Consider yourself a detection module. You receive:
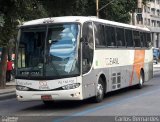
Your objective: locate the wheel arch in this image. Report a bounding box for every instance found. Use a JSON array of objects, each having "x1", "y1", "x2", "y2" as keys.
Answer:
[{"x1": 98, "y1": 73, "x2": 107, "y2": 93}]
